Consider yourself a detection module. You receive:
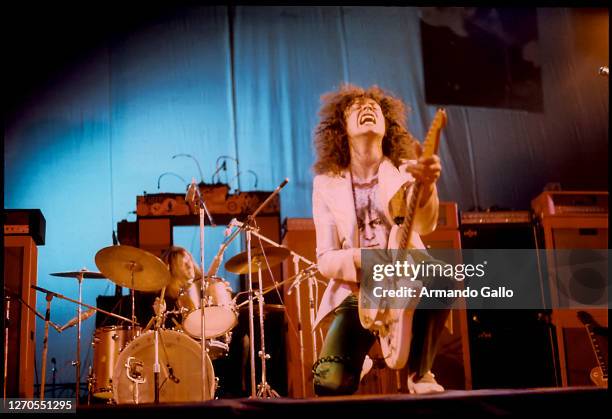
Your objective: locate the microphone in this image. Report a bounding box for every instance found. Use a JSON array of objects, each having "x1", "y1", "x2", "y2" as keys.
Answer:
[
  {"x1": 224, "y1": 218, "x2": 238, "y2": 237},
  {"x1": 185, "y1": 178, "x2": 200, "y2": 204},
  {"x1": 60, "y1": 308, "x2": 95, "y2": 332},
  {"x1": 599, "y1": 66, "x2": 609, "y2": 77},
  {"x1": 278, "y1": 178, "x2": 289, "y2": 190}
]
